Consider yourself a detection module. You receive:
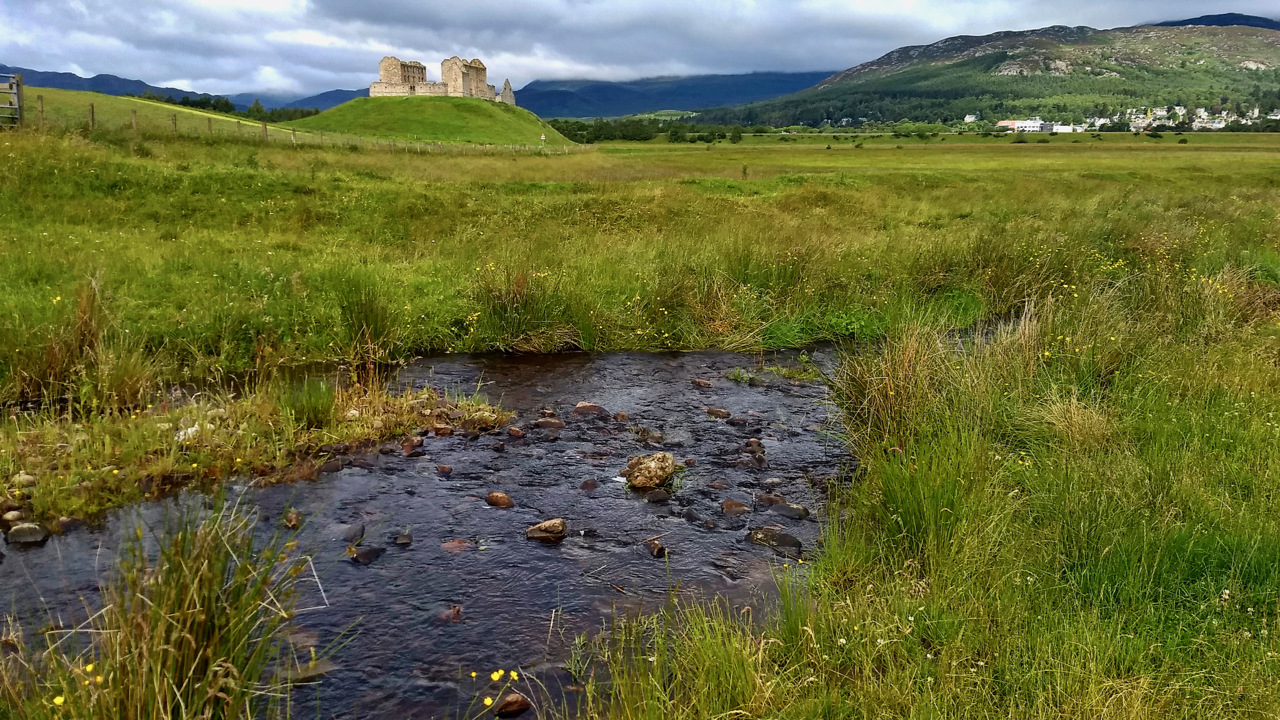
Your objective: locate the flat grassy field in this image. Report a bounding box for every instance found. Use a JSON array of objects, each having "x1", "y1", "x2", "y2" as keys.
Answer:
[
  {"x1": 2, "y1": 127, "x2": 1280, "y2": 717},
  {"x1": 284, "y1": 95, "x2": 572, "y2": 146}
]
